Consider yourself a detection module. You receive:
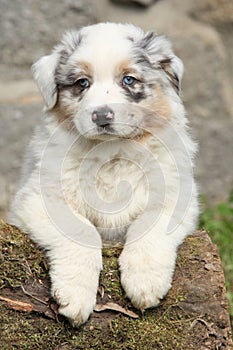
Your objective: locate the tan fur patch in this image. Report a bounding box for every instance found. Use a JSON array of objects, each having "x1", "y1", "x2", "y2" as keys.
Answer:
[
  {"x1": 52, "y1": 90, "x2": 76, "y2": 131},
  {"x1": 115, "y1": 59, "x2": 138, "y2": 78},
  {"x1": 143, "y1": 85, "x2": 171, "y2": 121},
  {"x1": 76, "y1": 61, "x2": 94, "y2": 77},
  {"x1": 132, "y1": 85, "x2": 171, "y2": 143},
  {"x1": 132, "y1": 131, "x2": 152, "y2": 144},
  {"x1": 140, "y1": 85, "x2": 171, "y2": 134}
]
